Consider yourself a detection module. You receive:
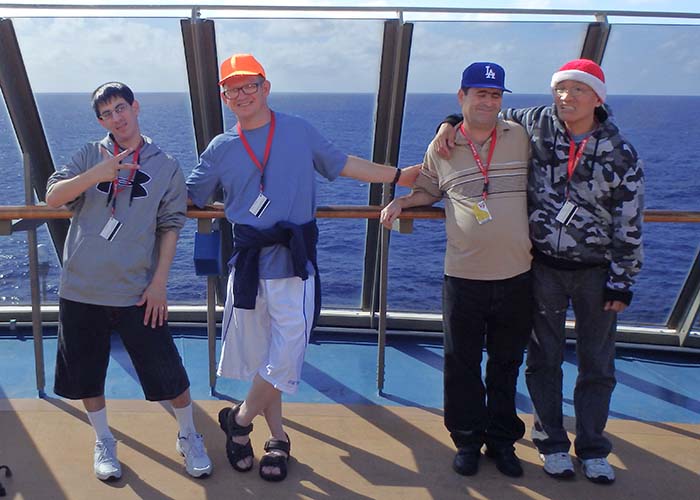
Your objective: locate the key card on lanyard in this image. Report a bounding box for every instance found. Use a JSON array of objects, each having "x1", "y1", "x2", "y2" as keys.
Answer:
[
  {"x1": 473, "y1": 200, "x2": 493, "y2": 225},
  {"x1": 555, "y1": 200, "x2": 578, "y2": 226}
]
